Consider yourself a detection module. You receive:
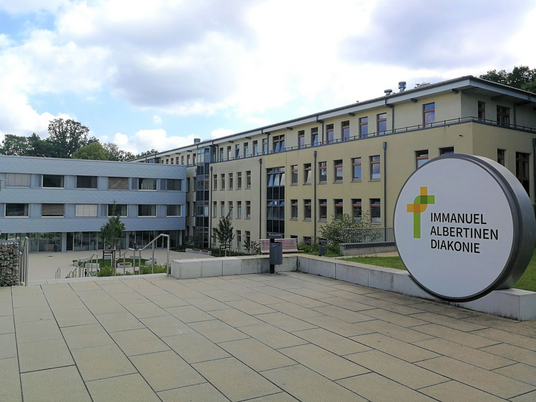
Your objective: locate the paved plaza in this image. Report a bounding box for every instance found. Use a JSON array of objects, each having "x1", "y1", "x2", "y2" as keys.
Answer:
[{"x1": 1, "y1": 271, "x2": 536, "y2": 401}]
